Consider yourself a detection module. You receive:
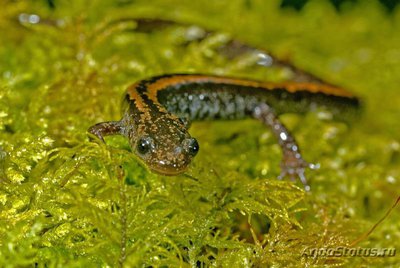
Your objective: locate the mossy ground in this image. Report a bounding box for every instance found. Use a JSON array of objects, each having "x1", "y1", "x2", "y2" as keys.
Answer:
[{"x1": 1, "y1": 0, "x2": 399, "y2": 267}]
